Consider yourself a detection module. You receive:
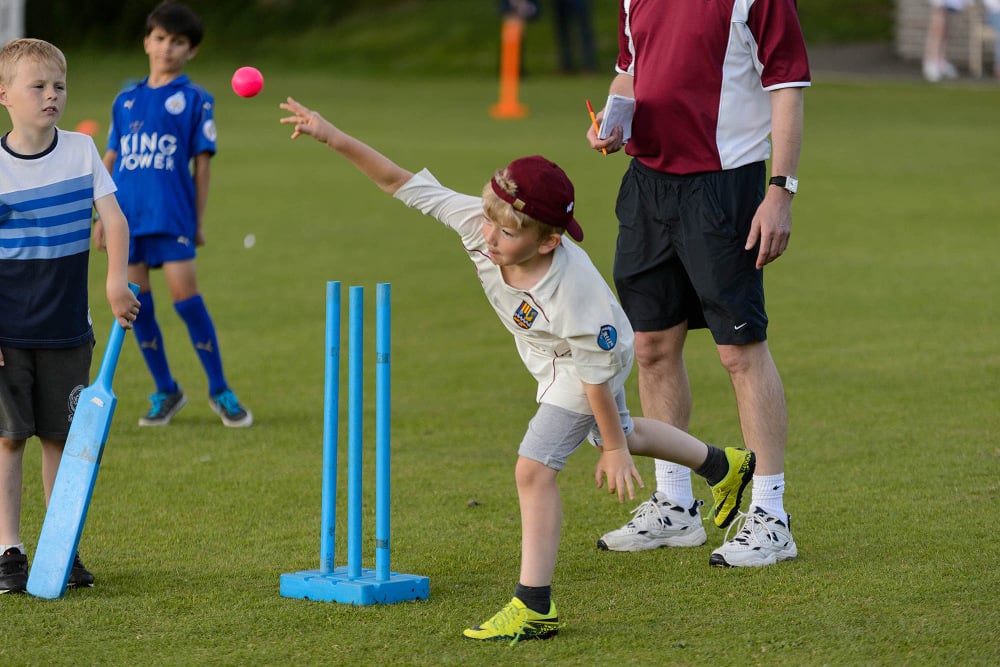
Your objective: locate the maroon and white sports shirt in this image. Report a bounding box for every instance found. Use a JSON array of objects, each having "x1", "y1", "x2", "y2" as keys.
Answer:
[{"x1": 617, "y1": 0, "x2": 811, "y2": 175}]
